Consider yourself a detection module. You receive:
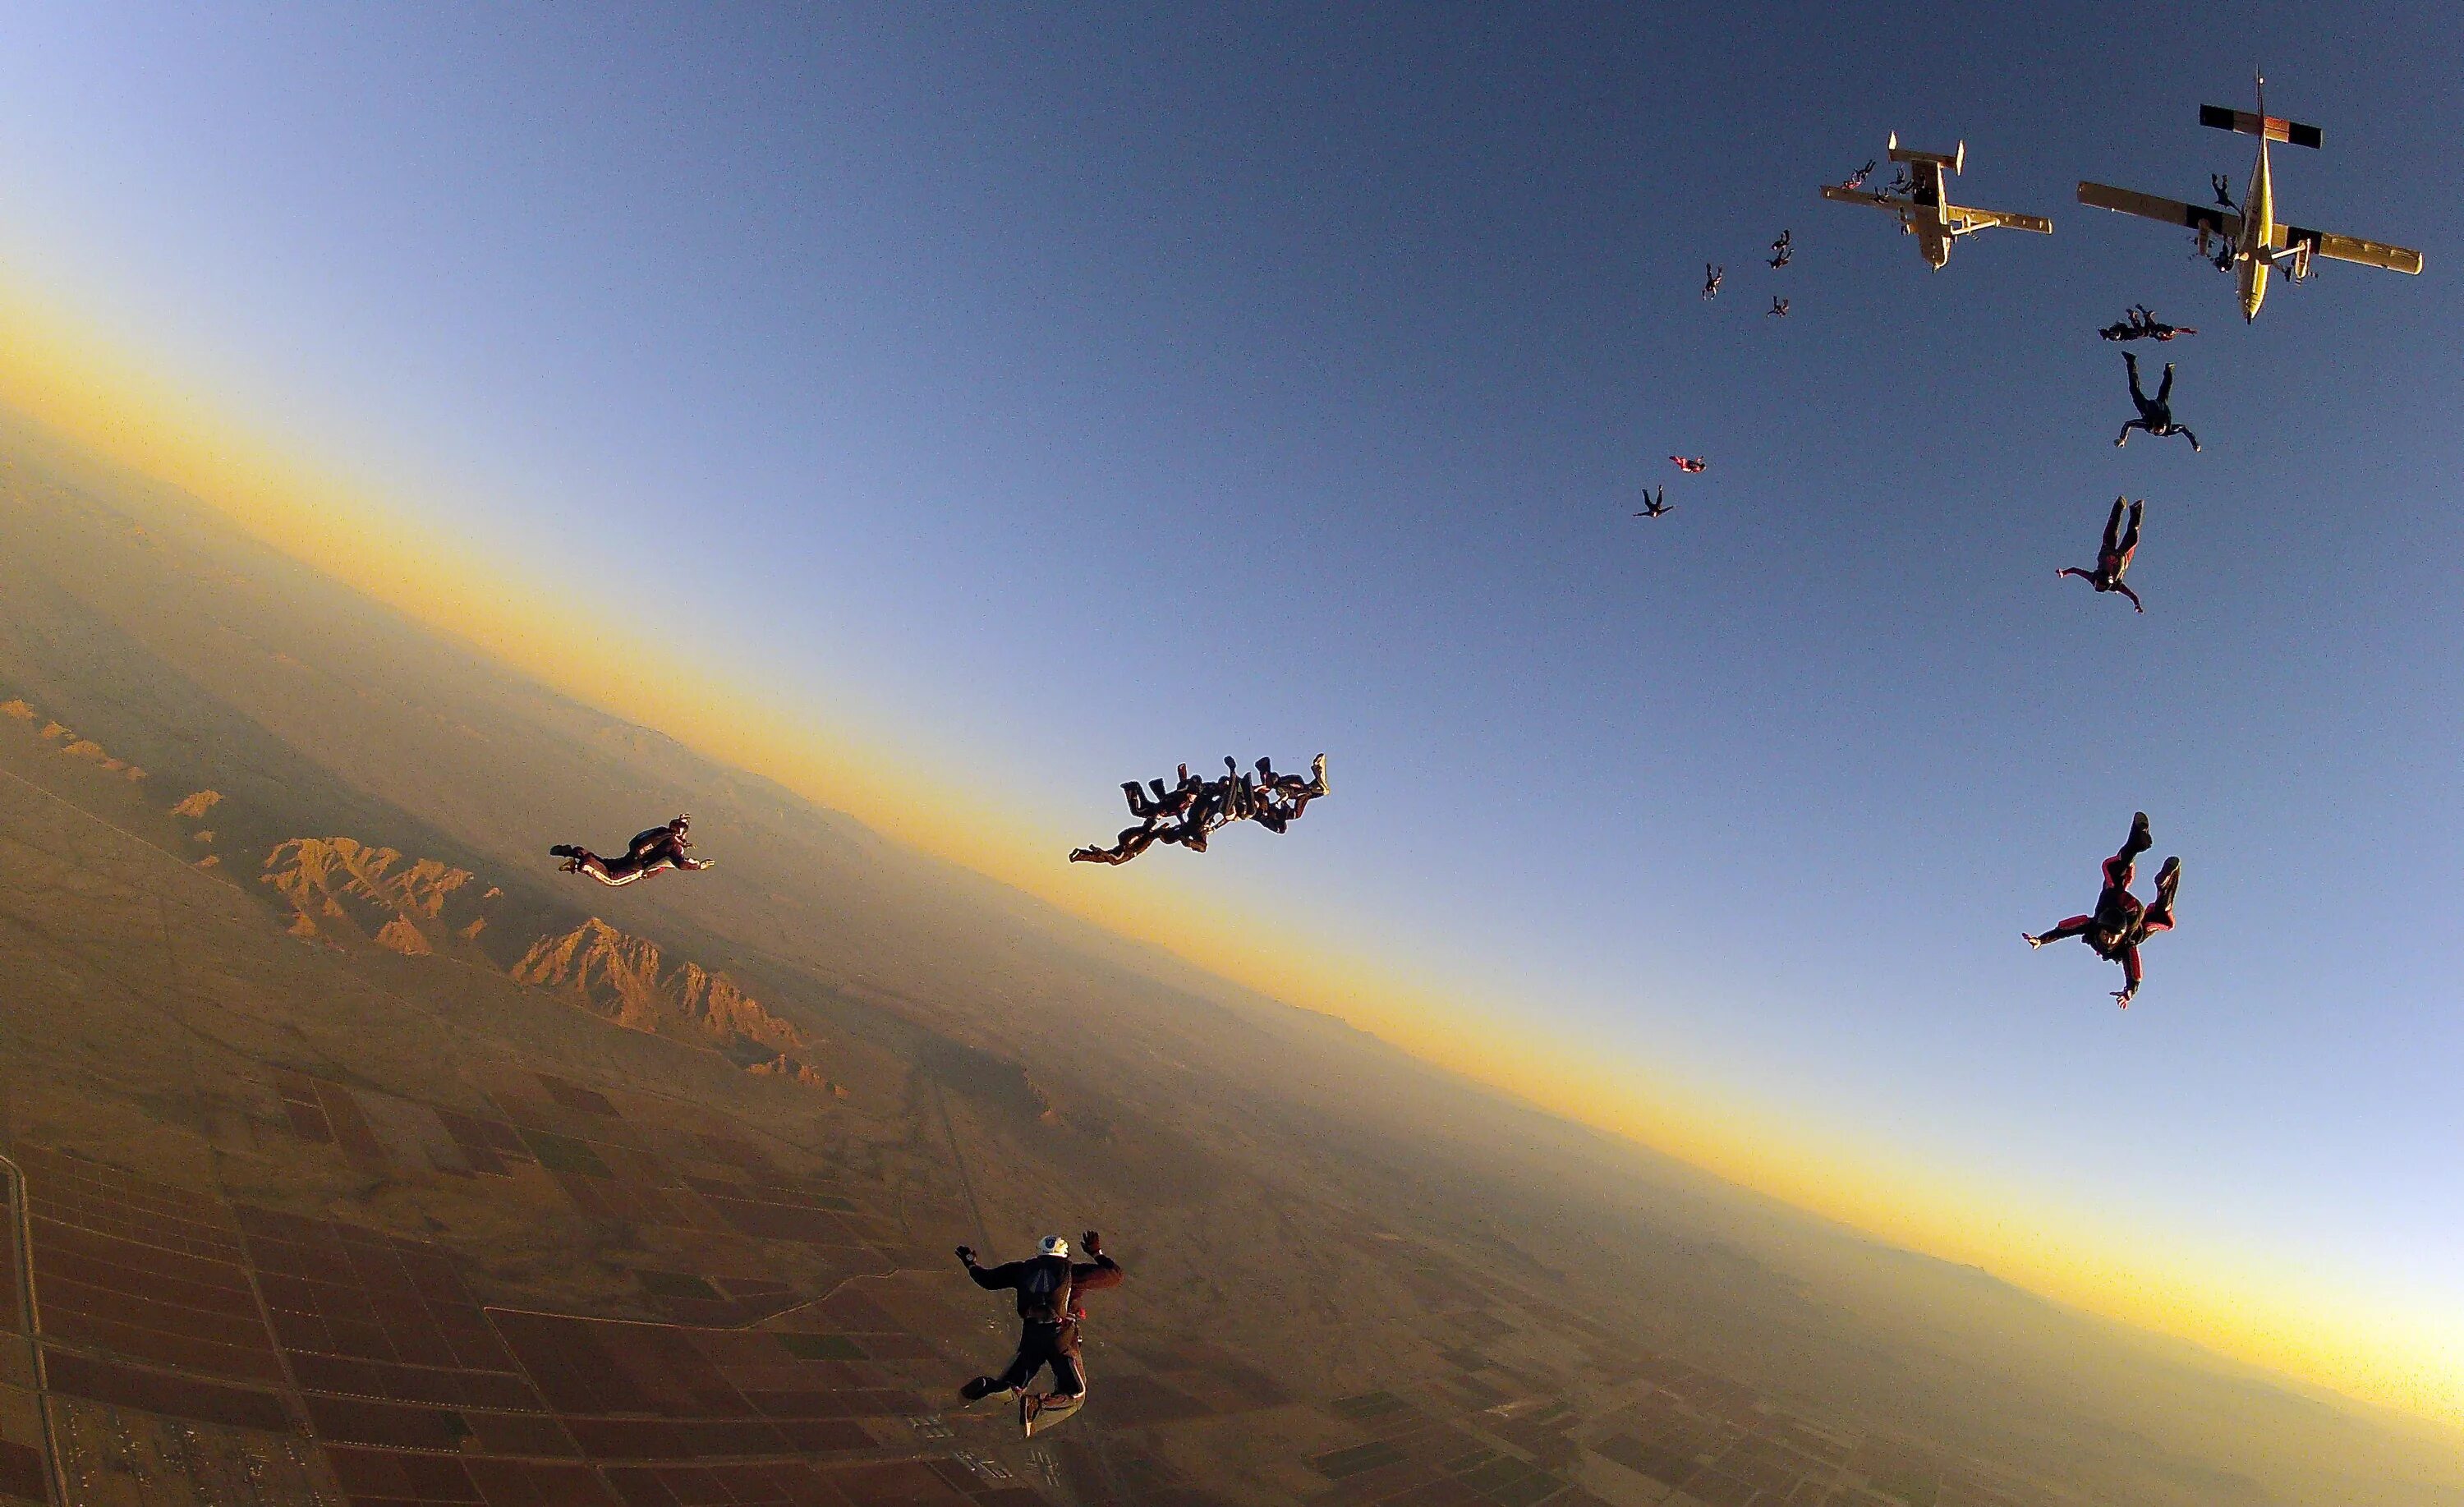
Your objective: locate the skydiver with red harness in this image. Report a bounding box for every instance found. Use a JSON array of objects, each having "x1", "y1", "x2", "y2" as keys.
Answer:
[
  {"x1": 958, "y1": 1233, "x2": 1123, "y2": 1435},
  {"x1": 2025, "y1": 811, "x2": 2182, "y2": 1007},
  {"x1": 2057, "y1": 497, "x2": 2146, "y2": 612}
]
